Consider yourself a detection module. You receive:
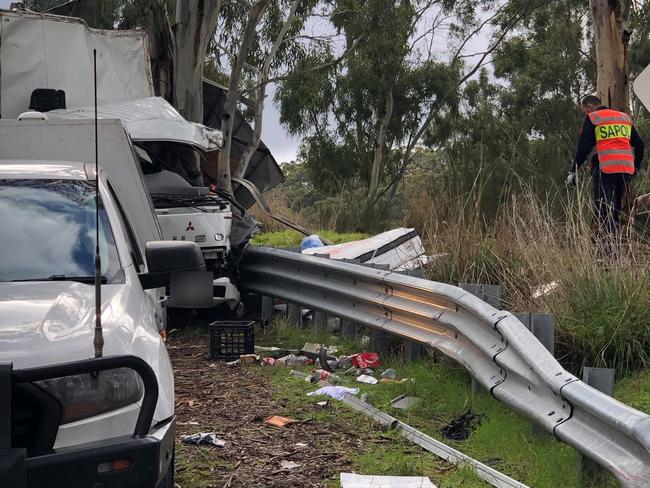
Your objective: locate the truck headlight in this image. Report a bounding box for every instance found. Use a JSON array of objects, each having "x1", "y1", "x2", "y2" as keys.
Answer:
[{"x1": 36, "y1": 368, "x2": 144, "y2": 424}]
